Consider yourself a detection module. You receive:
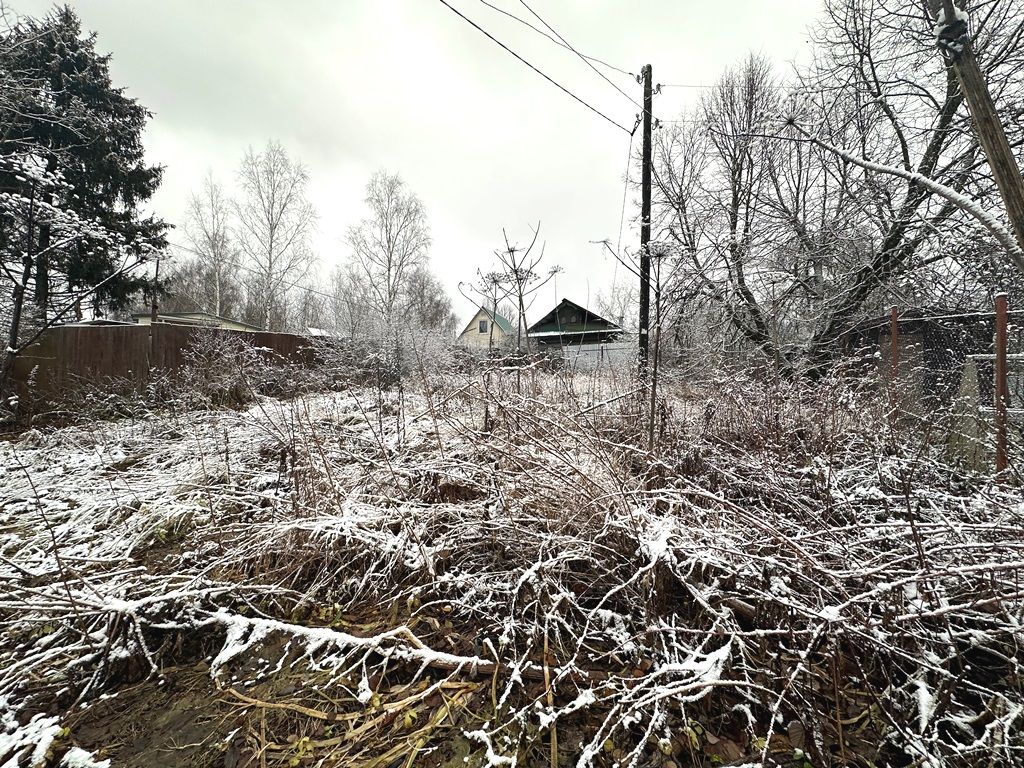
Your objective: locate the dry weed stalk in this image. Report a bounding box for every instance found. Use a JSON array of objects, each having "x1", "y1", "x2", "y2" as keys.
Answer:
[{"x1": 0, "y1": 358, "x2": 1022, "y2": 766}]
